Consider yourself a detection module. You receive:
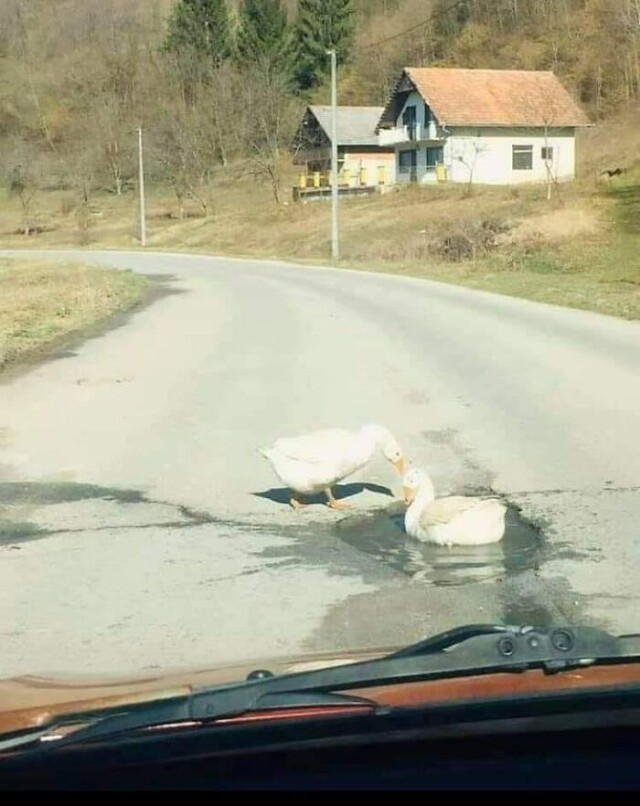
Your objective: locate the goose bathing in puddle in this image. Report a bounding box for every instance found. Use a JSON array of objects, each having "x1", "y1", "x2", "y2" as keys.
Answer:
[
  {"x1": 259, "y1": 424, "x2": 406, "y2": 510},
  {"x1": 402, "y1": 467, "x2": 507, "y2": 546}
]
